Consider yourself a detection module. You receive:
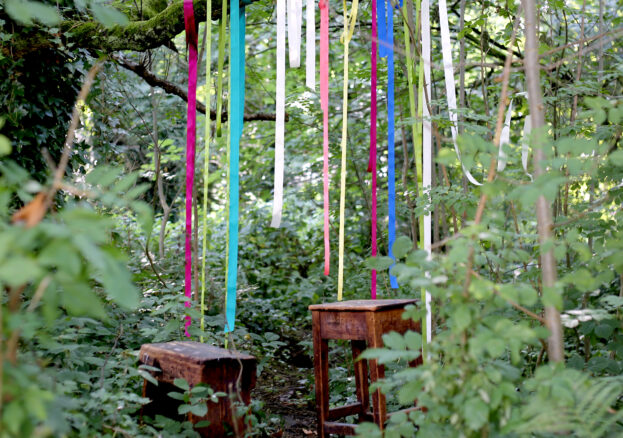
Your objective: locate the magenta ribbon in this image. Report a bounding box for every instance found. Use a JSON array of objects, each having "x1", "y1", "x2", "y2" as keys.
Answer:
[
  {"x1": 368, "y1": 0, "x2": 378, "y2": 299},
  {"x1": 320, "y1": 0, "x2": 330, "y2": 276},
  {"x1": 184, "y1": 0, "x2": 198, "y2": 337}
]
